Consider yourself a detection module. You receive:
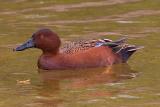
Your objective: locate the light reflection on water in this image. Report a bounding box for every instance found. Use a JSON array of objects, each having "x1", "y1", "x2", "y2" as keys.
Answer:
[
  {"x1": 0, "y1": 0, "x2": 160, "y2": 107},
  {"x1": 35, "y1": 64, "x2": 137, "y2": 107}
]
